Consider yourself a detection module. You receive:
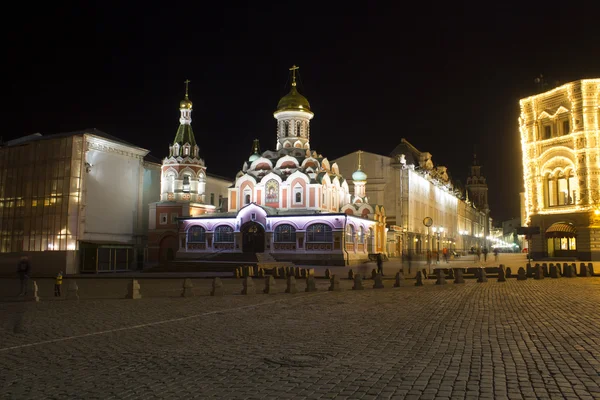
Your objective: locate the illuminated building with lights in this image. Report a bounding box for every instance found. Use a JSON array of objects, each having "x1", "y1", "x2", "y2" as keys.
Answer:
[
  {"x1": 174, "y1": 66, "x2": 387, "y2": 266},
  {"x1": 0, "y1": 129, "x2": 160, "y2": 274},
  {"x1": 519, "y1": 78, "x2": 600, "y2": 260},
  {"x1": 334, "y1": 140, "x2": 489, "y2": 257},
  {"x1": 146, "y1": 81, "x2": 231, "y2": 264}
]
